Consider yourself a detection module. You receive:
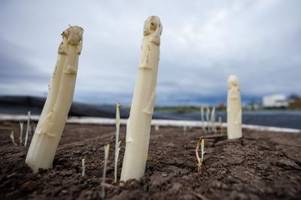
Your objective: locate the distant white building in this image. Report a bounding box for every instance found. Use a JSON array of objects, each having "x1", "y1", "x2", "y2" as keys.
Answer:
[{"x1": 262, "y1": 94, "x2": 288, "y2": 108}]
